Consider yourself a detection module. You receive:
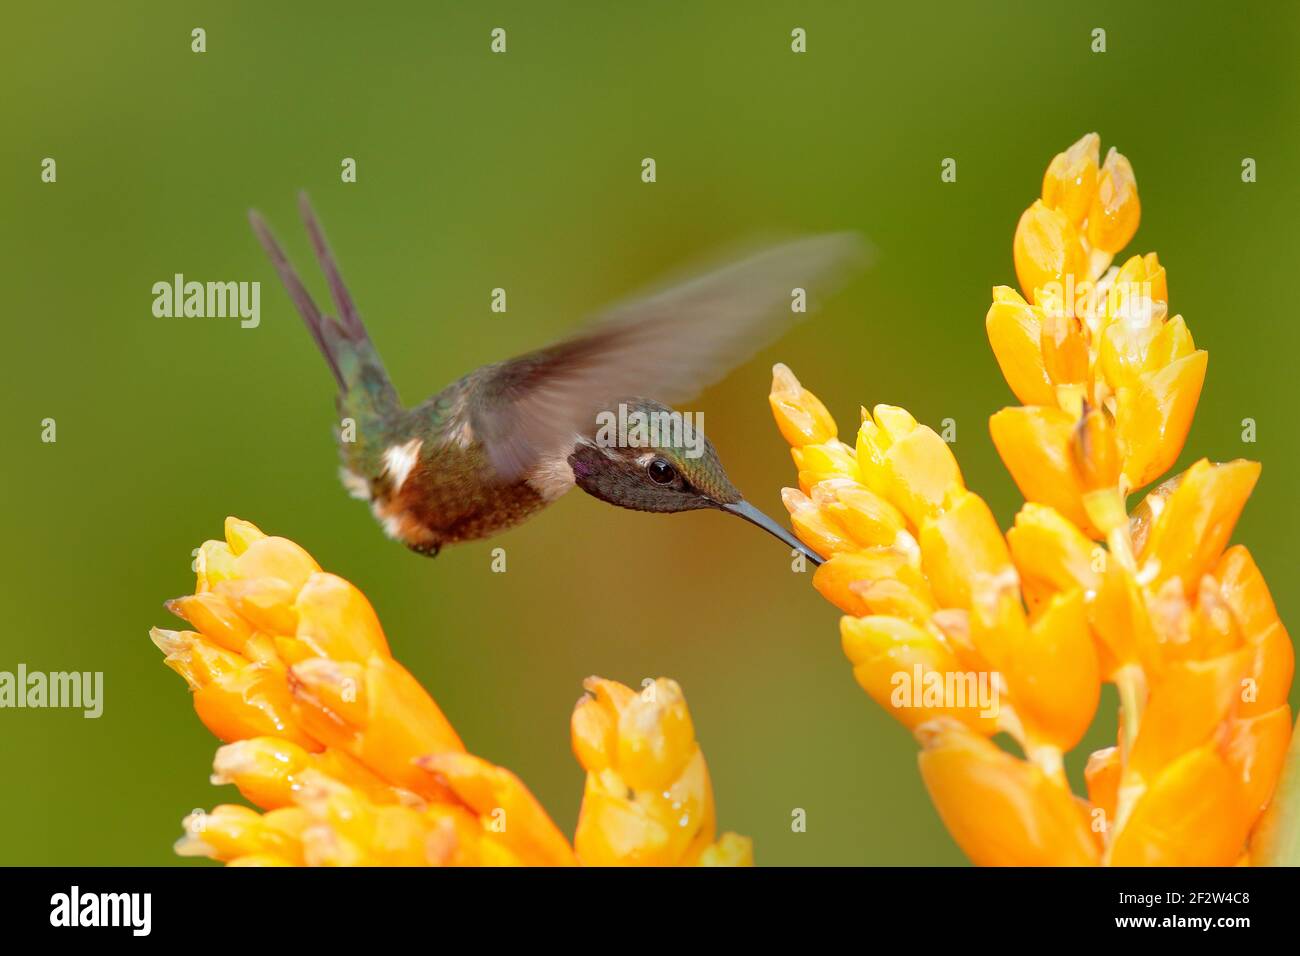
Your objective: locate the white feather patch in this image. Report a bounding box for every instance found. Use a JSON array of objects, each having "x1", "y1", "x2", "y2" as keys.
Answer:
[
  {"x1": 380, "y1": 438, "x2": 423, "y2": 490},
  {"x1": 339, "y1": 467, "x2": 372, "y2": 501}
]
